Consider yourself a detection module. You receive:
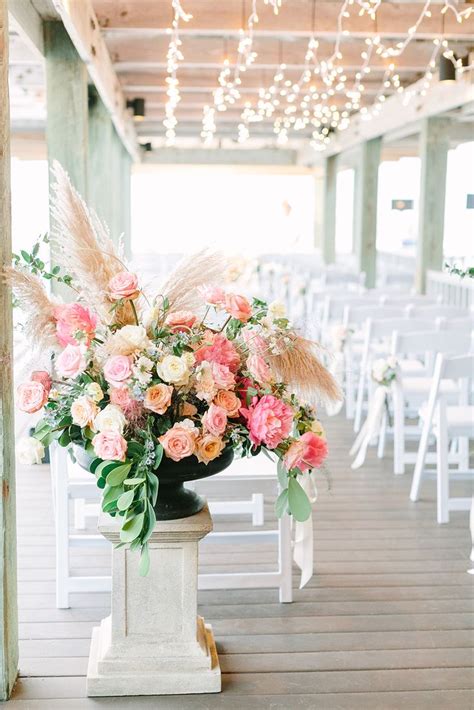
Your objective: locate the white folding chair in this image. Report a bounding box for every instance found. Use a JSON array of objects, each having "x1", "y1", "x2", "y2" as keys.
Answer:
[
  {"x1": 407, "y1": 305, "x2": 469, "y2": 319},
  {"x1": 390, "y1": 330, "x2": 473, "y2": 475},
  {"x1": 410, "y1": 354, "x2": 474, "y2": 522}
]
